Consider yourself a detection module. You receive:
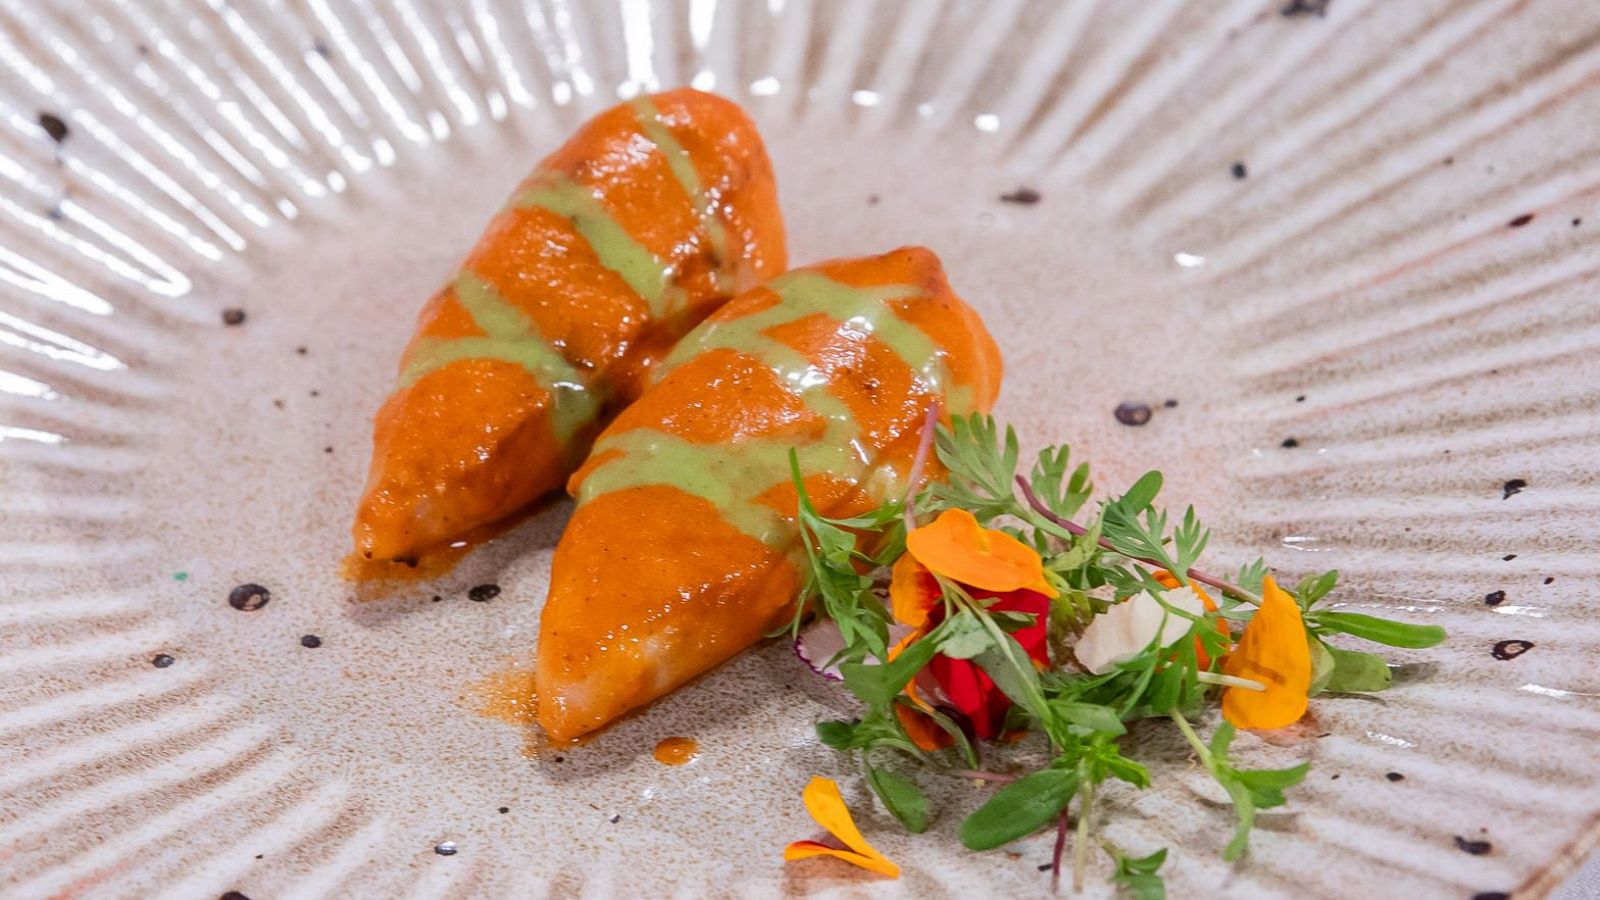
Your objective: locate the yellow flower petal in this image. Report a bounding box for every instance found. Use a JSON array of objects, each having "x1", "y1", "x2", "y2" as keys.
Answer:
[
  {"x1": 1222, "y1": 576, "x2": 1311, "y2": 730},
  {"x1": 783, "y1": 776, "x2": 900, "y2": 878},
  {"x1": 783, "y1": 841, "x2": 900, "y2": 878},
  {"x1": 906, "y1": 508, "x2": 1059, "y2": 598}
]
